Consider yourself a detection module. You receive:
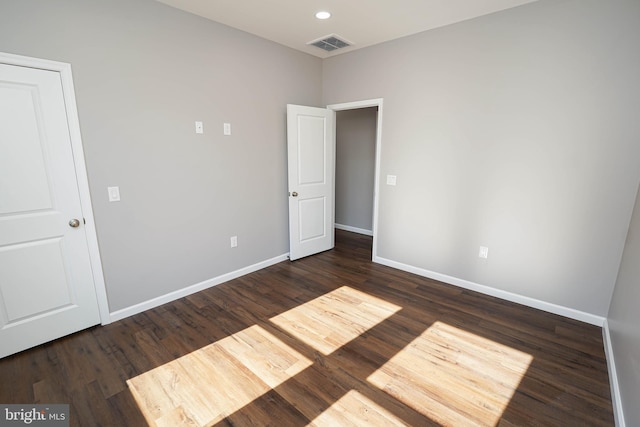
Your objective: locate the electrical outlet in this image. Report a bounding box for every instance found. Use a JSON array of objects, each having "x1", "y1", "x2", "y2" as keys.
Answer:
[
  {"x1": 230, "y1": 236, "x2": 238, "y2": 248},
  {"x1": 386, "y1": 175, "x2": 397, "y2": 186},
  {"x1": 479, "y1": 246, "x2": 489, "y2": 259},
  {"x1": 107, "y1": 186, "x2": 120, "y2": 202},
  {"x1": 224, "y1": 123, "x2": 231, "y2": 135}
]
